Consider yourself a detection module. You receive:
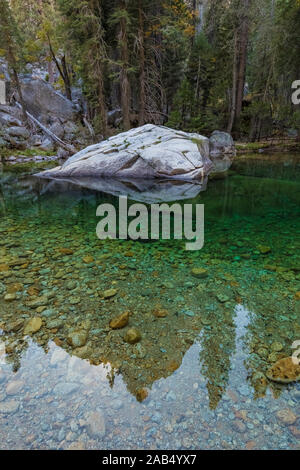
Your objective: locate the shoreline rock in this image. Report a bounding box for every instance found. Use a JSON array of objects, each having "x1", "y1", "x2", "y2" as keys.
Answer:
[{"x1": 37, "y1": 125, "x2": 235, "y2": 181}]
